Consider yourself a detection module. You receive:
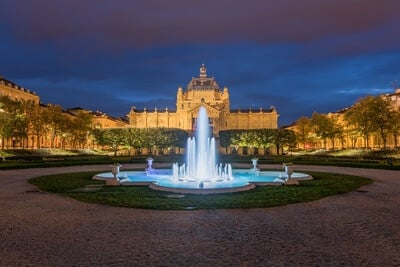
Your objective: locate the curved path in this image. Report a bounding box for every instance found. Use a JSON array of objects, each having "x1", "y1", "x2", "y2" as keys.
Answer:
[{"x1": 0, "y1": 164, "x2": 399, "y2": 266}]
